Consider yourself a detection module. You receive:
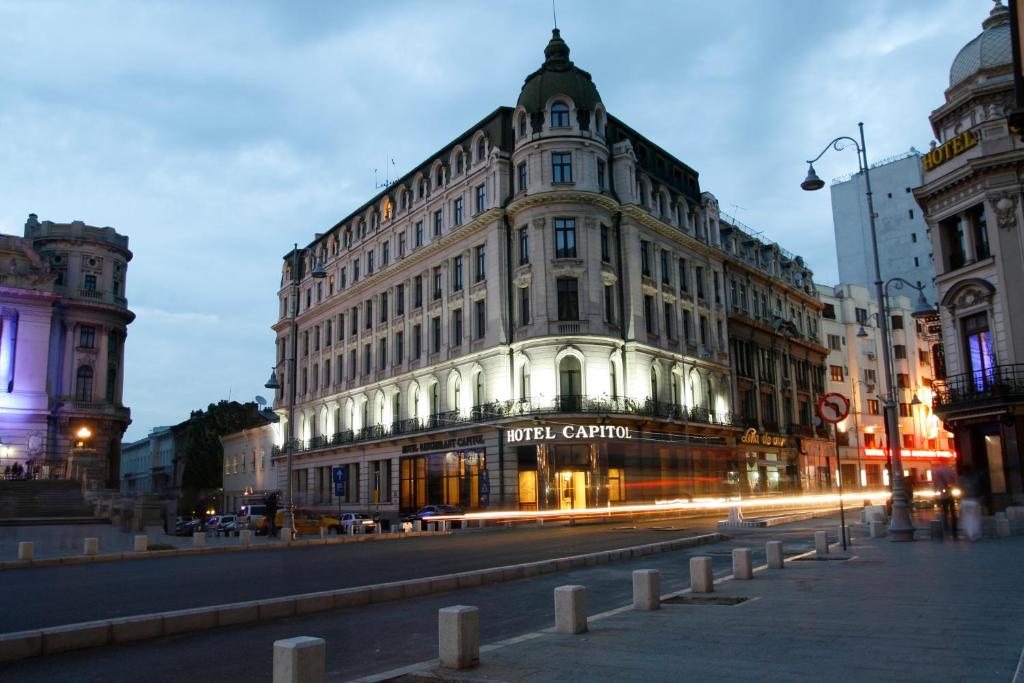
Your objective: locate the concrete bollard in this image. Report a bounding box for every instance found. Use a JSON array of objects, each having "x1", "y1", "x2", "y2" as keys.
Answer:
[
  {"x1": 134, "y1": 535, "x2": 148, "y2": 552},
  {"x1": 84, "y1": 537, "x2": 99, "y2": 556},
  {"x1": 554, "y1": 585, "x2": 588, "y2": 634},
  {"x1": 347, "y1": 524, "x2": 355, "y2": 536},
  {"x1": 815, "y1": 530, "x2": 828, "y2": 557},
  {"x1": 413, "y1": 520, "x2": 422, "y2": 532},
  {"x1": 272, "y1": 636, "x2": 325, "y2": 683},
  {"x1": 478, "y1": 519, "x2": 485, "y2": 529},
  {"x1": 732, "y1": 548, "x2": 753, "y2": 580},
  {"x1": 766, "y1": 540, "x2": 784, "y2": 569},
  {"x1": 193, "y1": 531, "x2": 206, "y2": 548},
  {"x1": 996, "y1": 517, "x2": 1011, "y2": 538},
  {"x1": 438, "y1": 605, "x2": 479, "y2": 670},
  {"x1": 690, "y1": 556, "x2": 714, "y2": 593},
  {"x1": 632, "y1": 569, "x2": 661, "y2": 610},
  {"x1": 869, "y1": 521, "x2": 886, "y2": 538},
  {"x1": 929, "y1": 520, "x2": 944, "y2": 542},
  {"x1": 240, "y1": 530, "x2": 252, "y2": 546},
  {"x1": 17, "y1": 541, "x2": 33, "y2": 561},
  {"x1": 320, "y1": 526, "x2": 327, "y2": 540}
]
